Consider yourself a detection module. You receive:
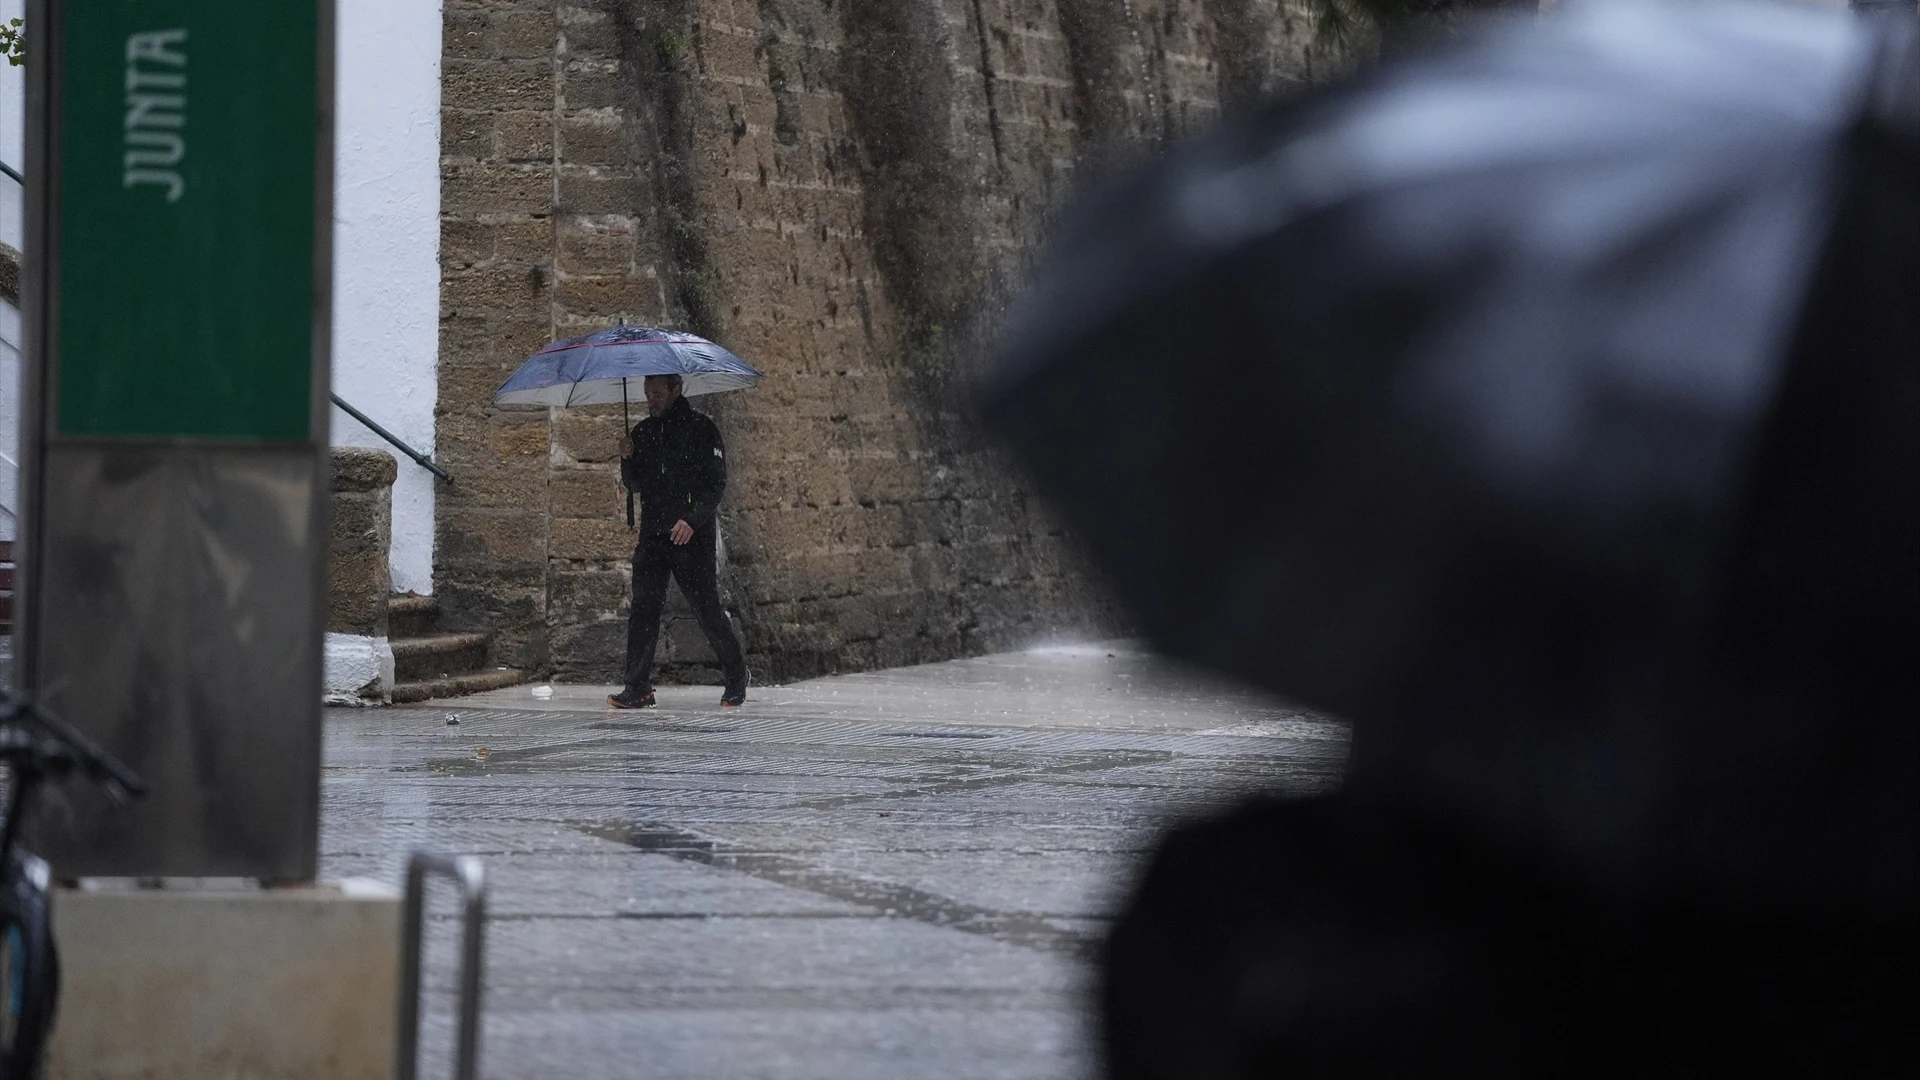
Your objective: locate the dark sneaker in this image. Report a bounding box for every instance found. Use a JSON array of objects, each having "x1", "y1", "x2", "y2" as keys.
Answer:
[
  {"x1": 720, "y1": 691, "x2": 746, "y2": 708},
  {"x1": 607, "y1": 689, "x2": 656, "y2": 709}
]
